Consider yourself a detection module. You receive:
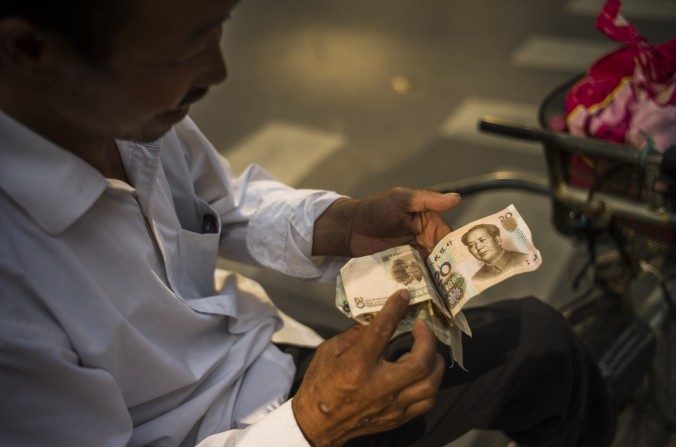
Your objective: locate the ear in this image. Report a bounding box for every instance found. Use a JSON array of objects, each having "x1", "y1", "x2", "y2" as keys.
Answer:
[
  {"x1": 495, "y1": 235, "x2": 503, "y2": 245},
  {"x1": 0, "y1": 17, "x2": 71, "y2": 79}
]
